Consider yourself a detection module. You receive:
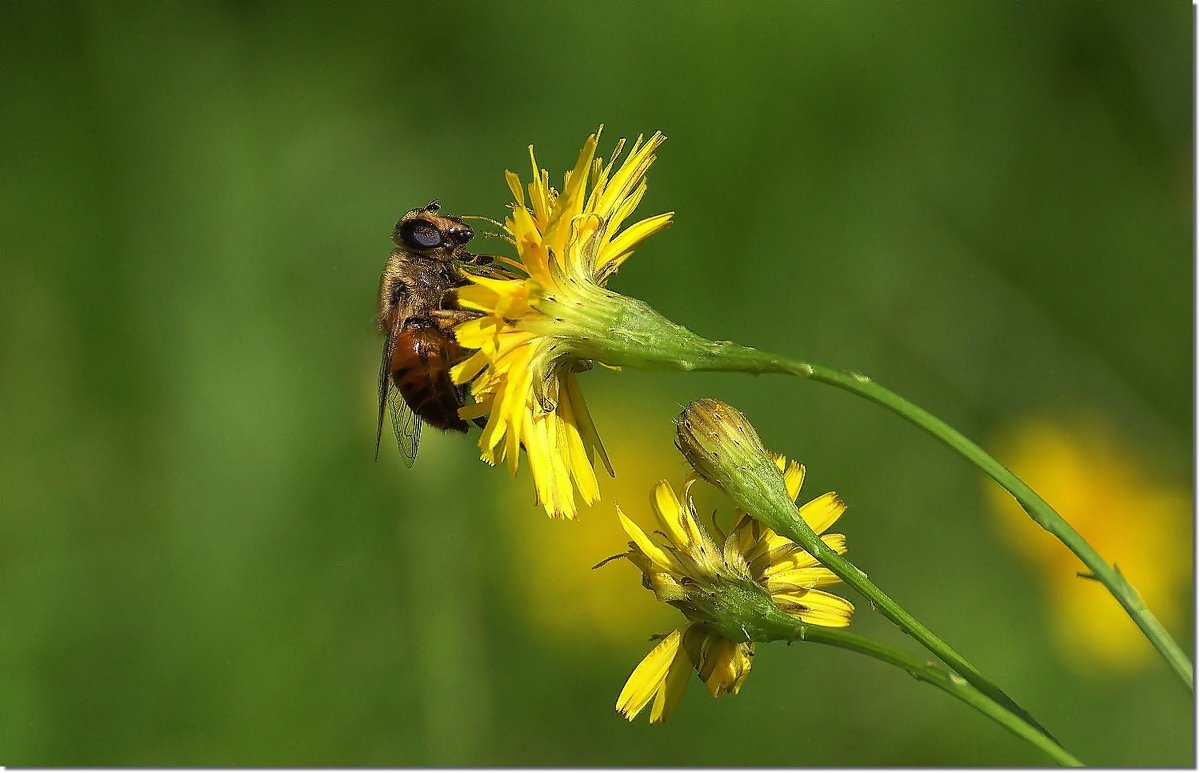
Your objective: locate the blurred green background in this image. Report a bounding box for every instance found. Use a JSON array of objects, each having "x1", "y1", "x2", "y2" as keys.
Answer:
[{"x1": 2, "y1": 0, "x2": 1193, "y2": 766}]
